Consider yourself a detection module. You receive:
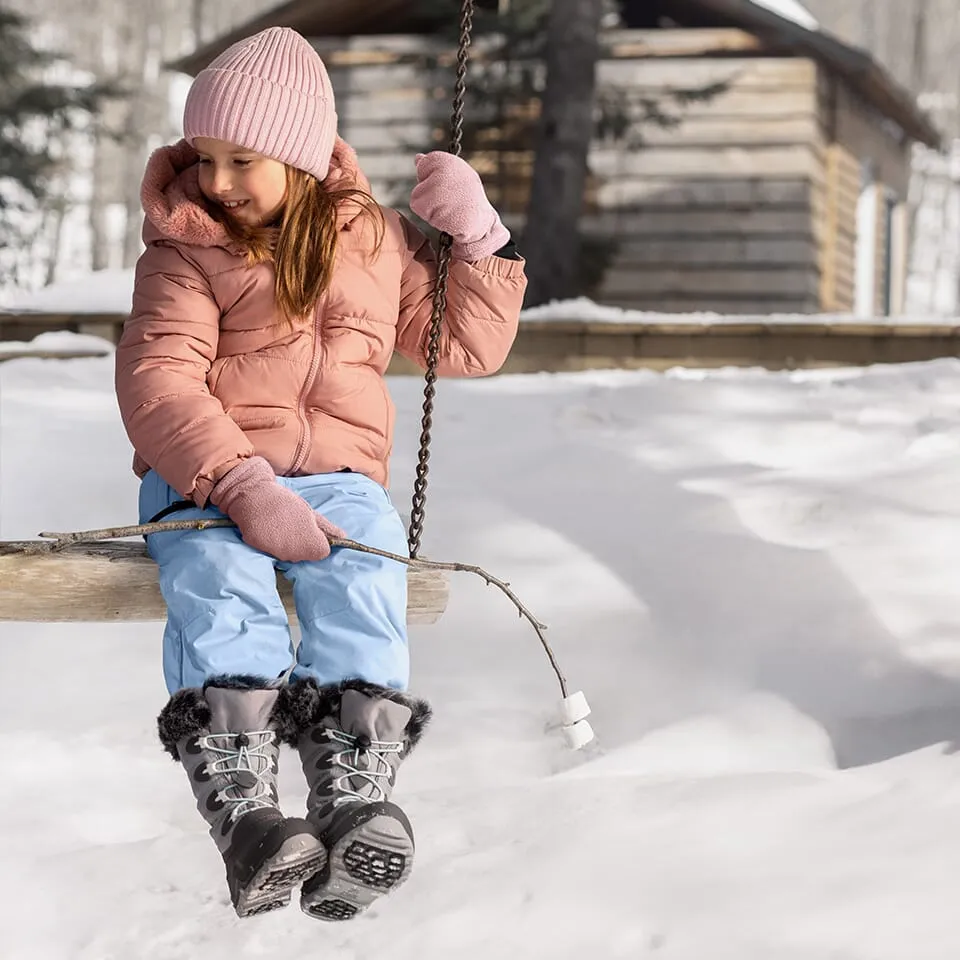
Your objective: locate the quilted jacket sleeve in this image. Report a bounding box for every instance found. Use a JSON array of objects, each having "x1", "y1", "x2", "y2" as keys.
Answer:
[
  {"x1": 115, "y1": 242, "x2": 253, "y2": 506},
  {"x1": 394, "y1": 213, "x2": 526, "y2": 376}
]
